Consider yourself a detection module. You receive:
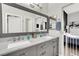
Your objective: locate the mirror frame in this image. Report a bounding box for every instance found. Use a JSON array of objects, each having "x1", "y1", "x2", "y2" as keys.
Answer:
[
  {"x1": 0, "y1": 3, "x2": 49, "y2": 38},
  {"x1": 49, "y1": 17, "x2": 56, "y2": 30}
]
